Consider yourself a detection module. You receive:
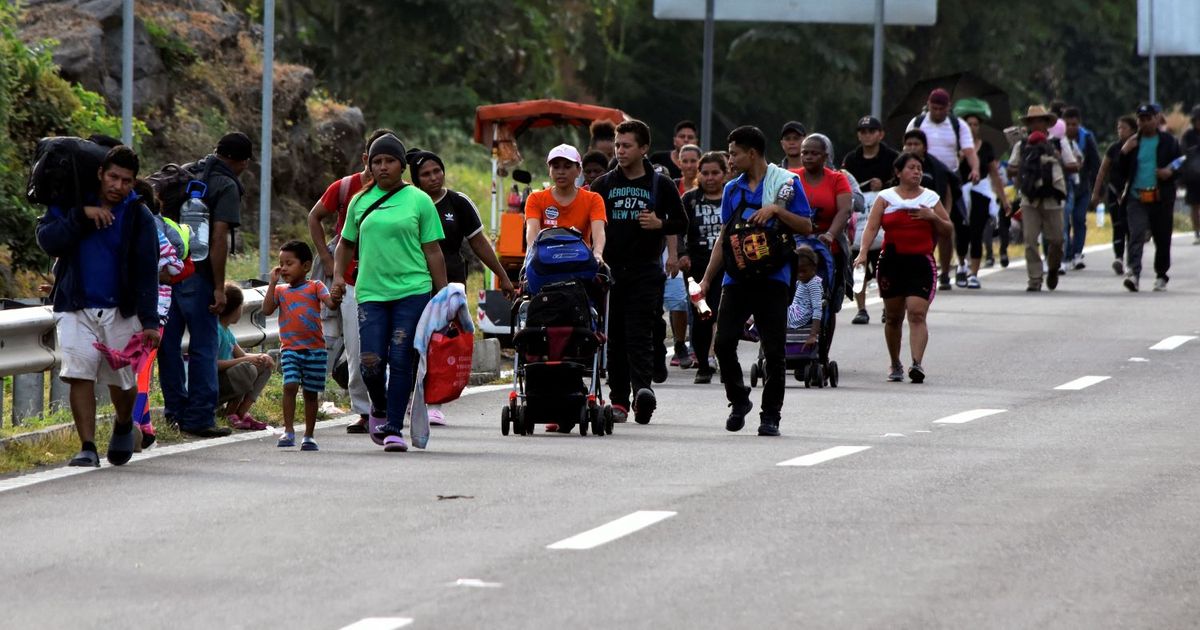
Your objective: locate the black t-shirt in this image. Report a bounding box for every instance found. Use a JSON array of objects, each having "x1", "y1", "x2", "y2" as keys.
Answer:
[
  {"x1": 434, "y1": 190, "x2": 484, "y2": 284},
  {"x1": 958, "y1": 141, "x2": 997, "y2": 181},
  {"x1": 649, "y1": 150, "x2": 683, "y2": 179},
  {"x1": 921, "y1": 155, "x2": 953, "y2": 205},
  {"x1": 841, "y1": 143, "x2": 900, "y2": 191},
  {"x1": 1104, "y1": 141, "x2": 1128, "y2": 200},
  {"x1": 680, "y1": 188, "x2": 724, "y2": 280},
  {"x1": 588, "y1": 159, "x2": 687, "y2": 272}
]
